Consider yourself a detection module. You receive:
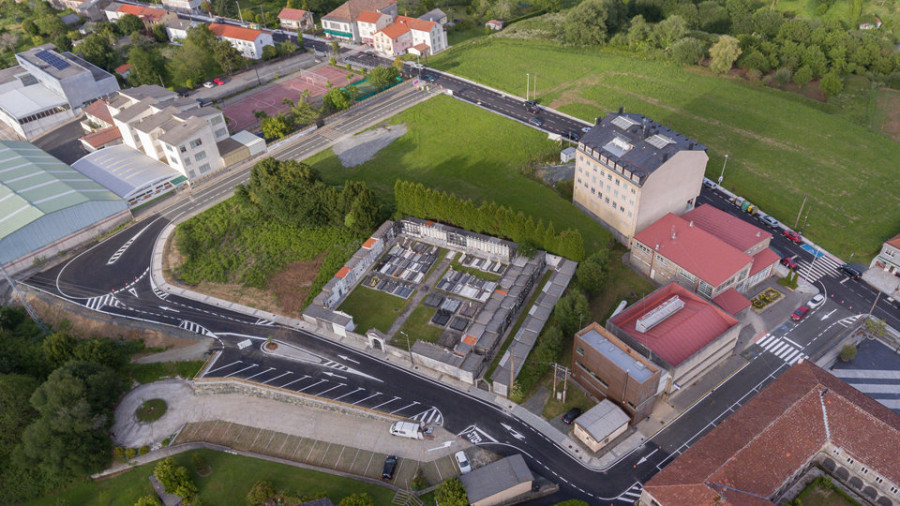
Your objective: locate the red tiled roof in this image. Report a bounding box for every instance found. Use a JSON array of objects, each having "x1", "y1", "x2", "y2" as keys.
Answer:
[
  {"x1": 80, "y1": 126, "x2": 122, "y2": 148},
  {"x1": 278, "y1": 8, "x2": 309, "y2": 20},
  {"x1": 378, "y1": 22, "x2": 409, "y2": 39},
  {"x1": 394, "y1": 15, "x2": 435, "y2": 32},
  {"x1": 486, "y1": 19, "x2": 503, "y2": 26},
  {"x1": 209, "y1": 23, "x2": 263, "y2": 42},
  {"x1": 683, "y1": 204, "x2": 771, "y2": 253},
  {"x1": 462, "y1": 335, "x2": 477, "y2": 345},
  {"x1": 324, "y1": 0, "x2": 395, "y2": 22},
  {"x1": 356, "y1": 10, "x2": 384, "y2": 23},
  {"x1": 711, "y1": 288, "x2": 750, "y2": 315},
  {"x1": 643, "y1": 361, "x2": 900, "y2": 505},
  {"x1": 362, "y1": 238, "x2": 377, "y2": 249},
  {"x1": 633, "y1": 213, "x2": 752, "y2": 288},
  {"x1": 886, "y1": 233, "x2": 900, "y2": 249},
  {"x1": 84, "y1": 99, "x2": 113, "y2": 125},
  {"x1": 411, "y1": 42, "x2": 429, "y2": 52},
  {"x1": 335, "y1": 266, "x2": 351, "y2": 279},
  {"x1": 749, "y1": 247, "x2": 779, "y2": 276},
  {"x1": 114, "y1": 63, "x2": 132, "y2": 74},
  {"x1": 119, "y1": 3, "x2": 167, "y2": 22},
  {"x1": 608, "y1": 283, "x2": 738, "y2": 367}
]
